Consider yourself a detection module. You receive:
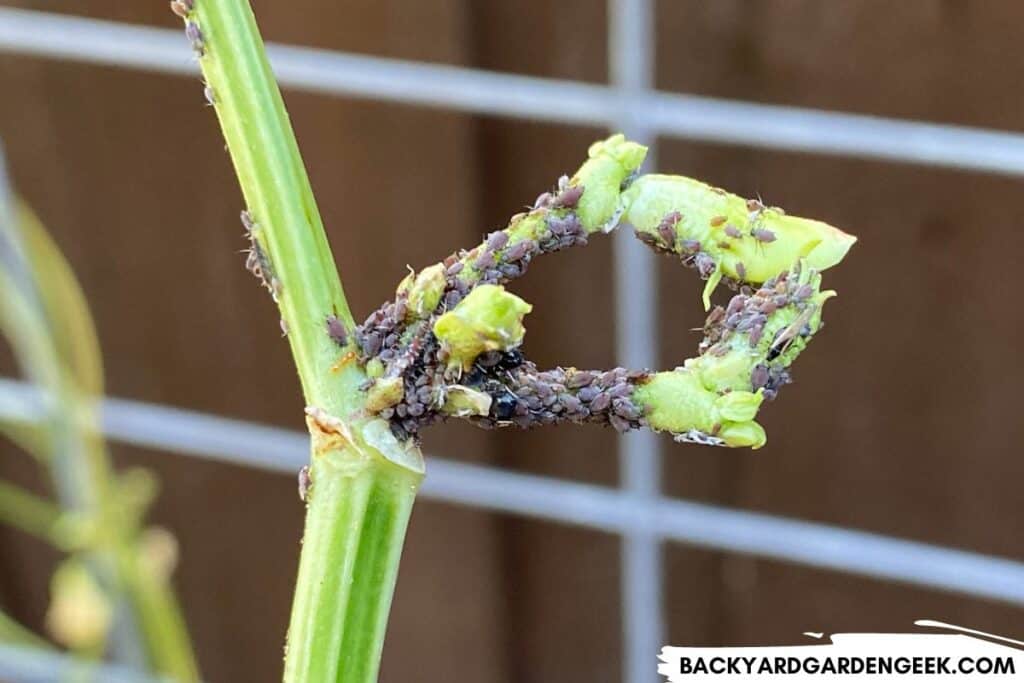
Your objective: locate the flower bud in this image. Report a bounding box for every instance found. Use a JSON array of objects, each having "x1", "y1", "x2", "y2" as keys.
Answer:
[
  {"x1": 572, "y1": 134, "x2": 648, "y2": 232},
  {"x1": 433, "y1": 284, "x2": 533, "y2": 371}
]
